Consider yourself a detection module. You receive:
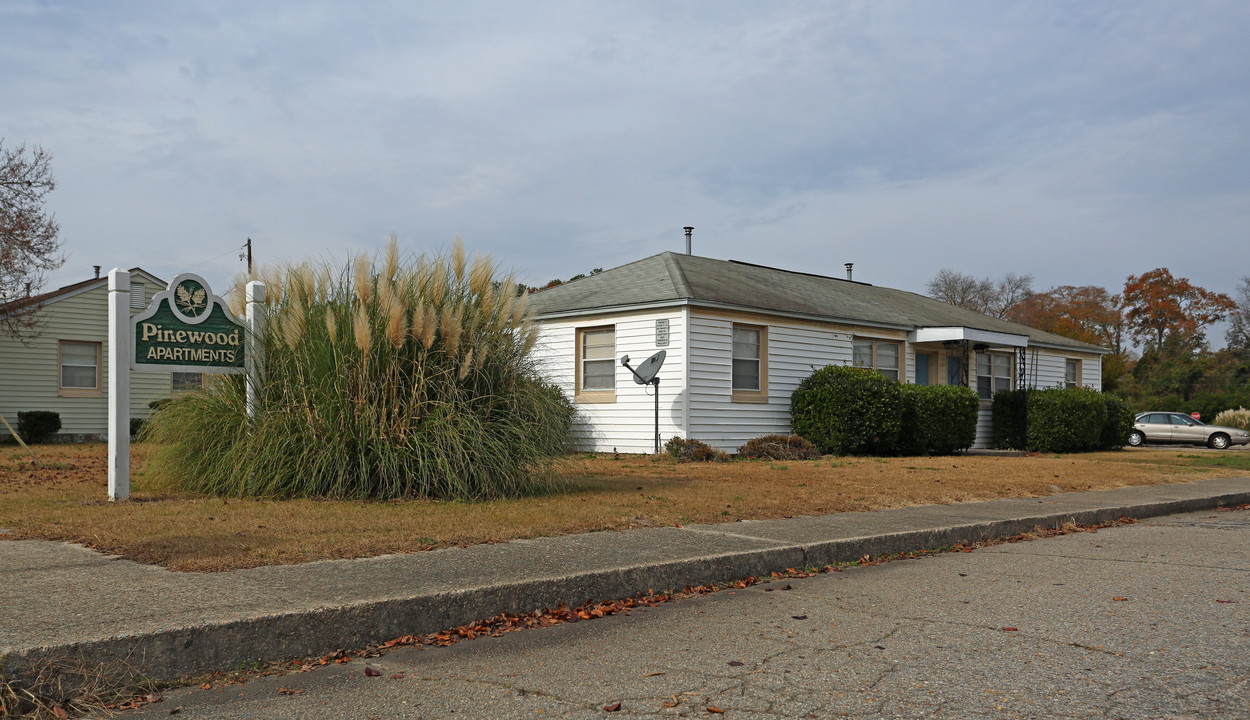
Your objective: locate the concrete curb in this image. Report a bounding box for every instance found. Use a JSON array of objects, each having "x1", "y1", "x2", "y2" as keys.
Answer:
[{"x1": 5, "y1": 483, "x2": 1250, "y2": 685}]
